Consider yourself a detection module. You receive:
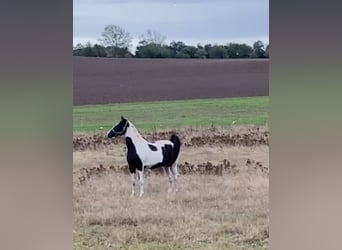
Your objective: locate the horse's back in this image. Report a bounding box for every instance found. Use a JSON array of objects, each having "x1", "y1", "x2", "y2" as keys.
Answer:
[{"x1": 154, "y1": 140, "x2": 173, "y2": 147}]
